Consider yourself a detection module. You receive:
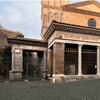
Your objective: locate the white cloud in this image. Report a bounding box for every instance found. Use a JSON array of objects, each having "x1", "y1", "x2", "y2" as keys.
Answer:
[{"x1": 0, "y1": 0, "x2": 41, "y2": 39}]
